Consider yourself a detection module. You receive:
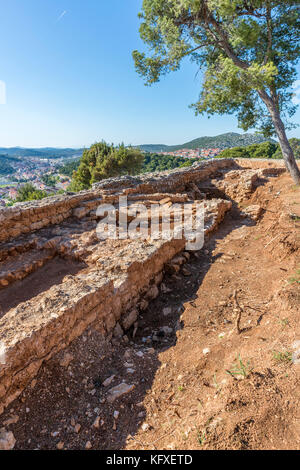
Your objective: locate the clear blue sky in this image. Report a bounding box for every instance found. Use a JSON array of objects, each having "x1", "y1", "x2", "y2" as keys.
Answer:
[{"x1": 0, "y1": 0, "x2": 299, "y2": 148}]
